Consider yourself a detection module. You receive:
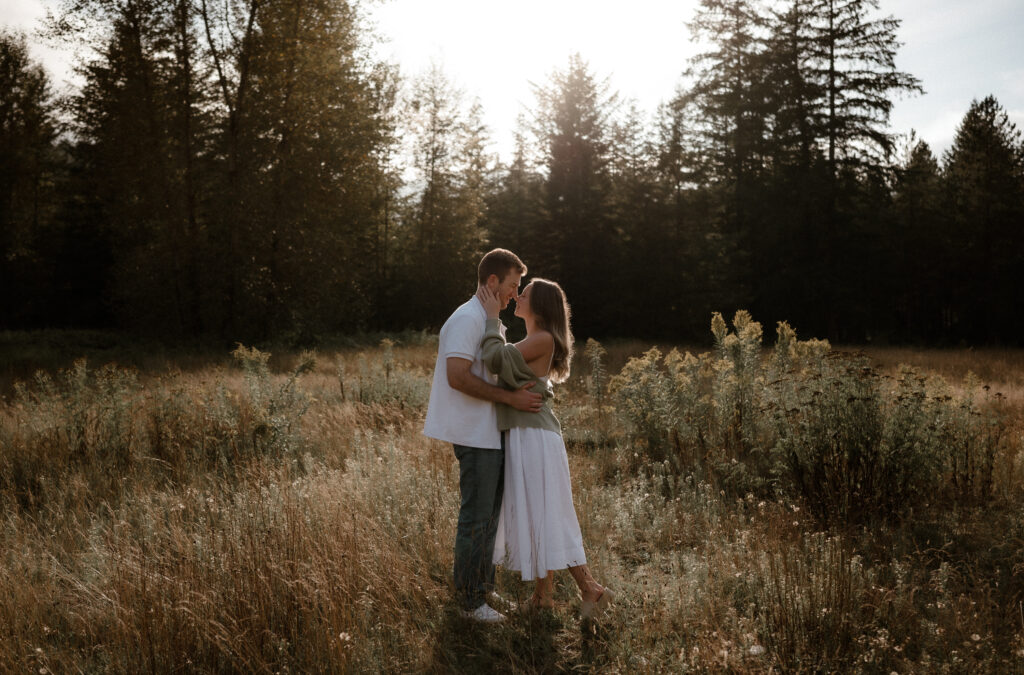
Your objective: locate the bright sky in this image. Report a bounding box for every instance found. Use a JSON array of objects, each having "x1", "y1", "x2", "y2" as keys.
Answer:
[{"x1": 4, "y1": 0, "x2": 1023, "y2": 161}]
